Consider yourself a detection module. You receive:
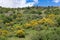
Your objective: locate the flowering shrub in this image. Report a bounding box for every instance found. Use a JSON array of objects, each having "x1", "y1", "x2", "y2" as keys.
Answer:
[
  {"x1": 44, "y1": 18, "x2": 55, "y2": 25},
  {"x1": 25, "y1": 23, "x2": 32, "y2": 28},
  {"x1": 38, "y1": 17, "x2": 55, "y2": 26},
  {"x1": 15, "y1": 26, "x2": 21, "y2": 30},
  {"x1": 0, "y1": 7, "x2": 60, "y2": 40},
  {"x1": 30, "y1": 20, "x2": 38, "y2": 26},
  {"x1": 2, "y1": 30, "x2": 8, "y2": 36},
  {"x1": 0, "y1": 29, "x2": 2, "y2": 35},
  {"x1": 48, "y1": 14, "x2": 56, "y2": 19},
  {"x1": 16, "y1": 30, "x2": 25, "y2": 38},
  {"x1": 0, "y1": 29, "x2": 8, "y2": 36}
]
